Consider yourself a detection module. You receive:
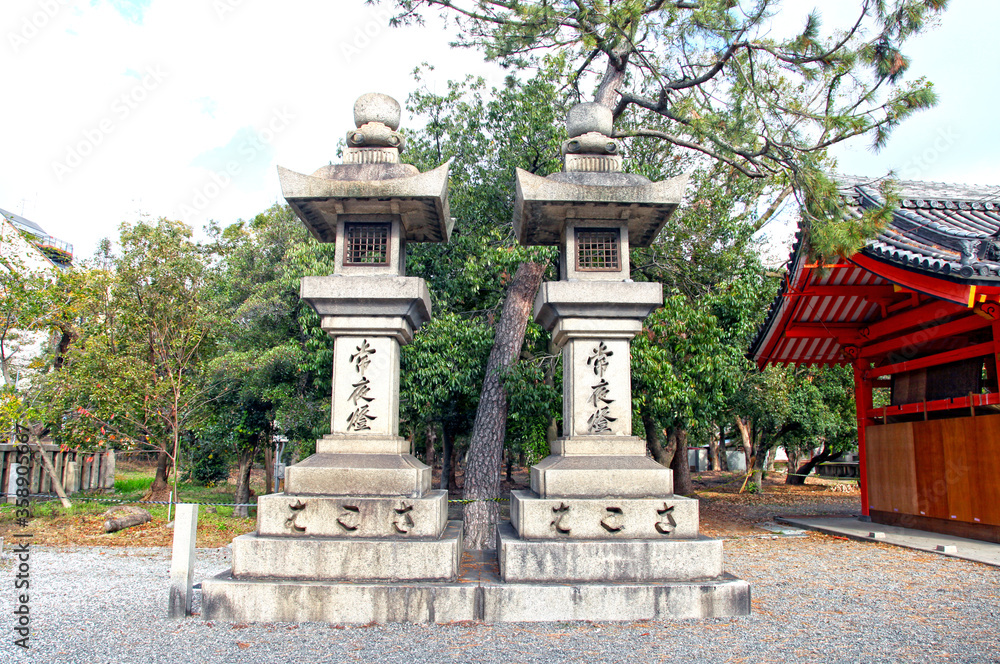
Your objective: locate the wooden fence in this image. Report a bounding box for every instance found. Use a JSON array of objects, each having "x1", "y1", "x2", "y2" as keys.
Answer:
[{"x1": 0, "y1": 444, "x2": 115, "y2": 500}]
